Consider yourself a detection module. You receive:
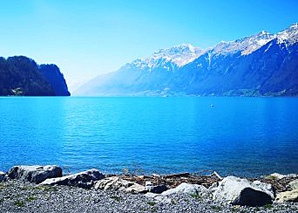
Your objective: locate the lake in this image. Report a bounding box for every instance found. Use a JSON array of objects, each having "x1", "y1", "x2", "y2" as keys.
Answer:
[{"x1": 0, "y1": 97, "x2": 297, "y2": 177}]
